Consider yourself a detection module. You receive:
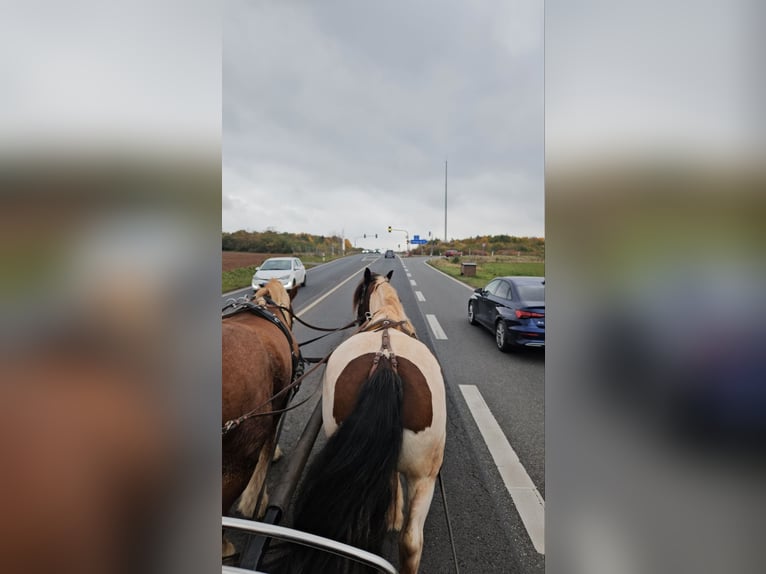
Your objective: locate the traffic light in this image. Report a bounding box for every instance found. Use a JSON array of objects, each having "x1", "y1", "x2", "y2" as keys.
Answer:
[{"x1": 387, "y1": 226, "x2": 392, "y2": 233}]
